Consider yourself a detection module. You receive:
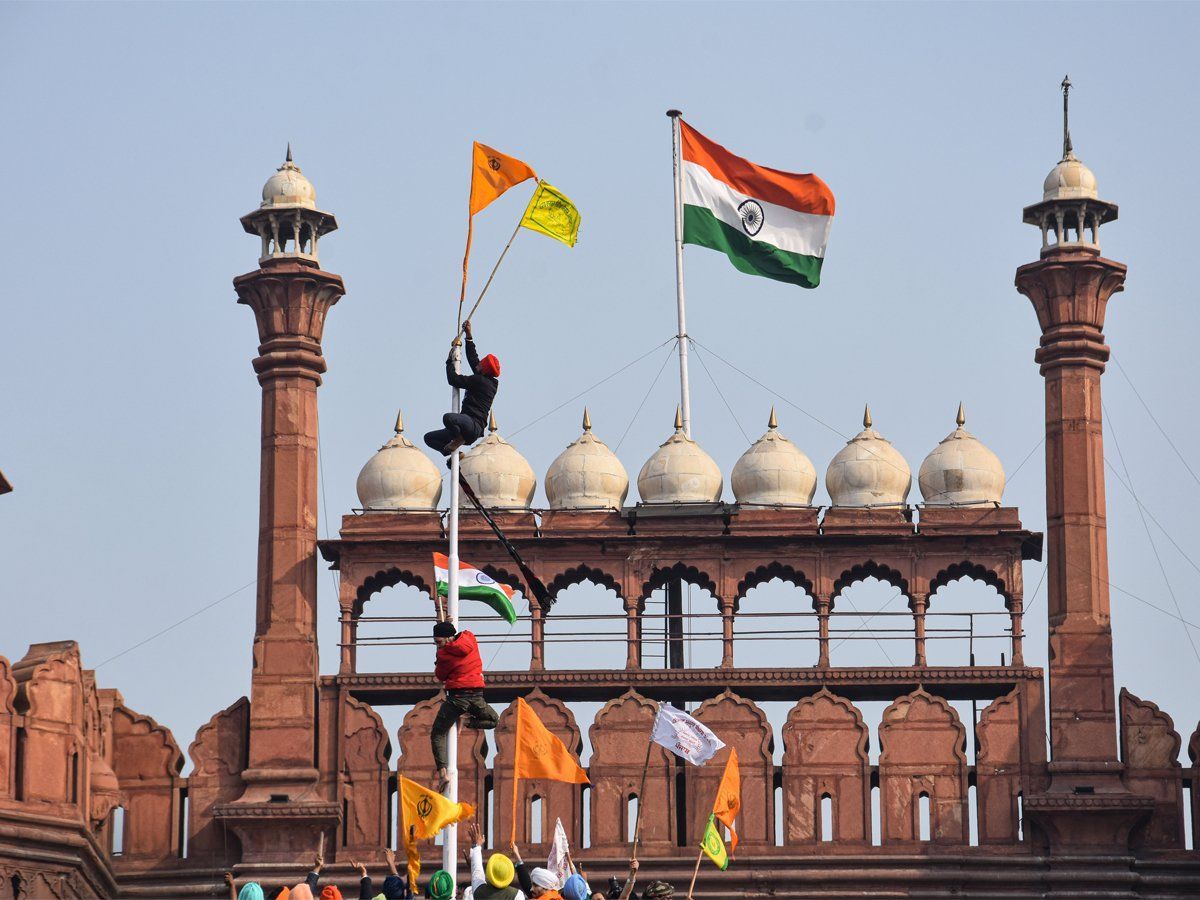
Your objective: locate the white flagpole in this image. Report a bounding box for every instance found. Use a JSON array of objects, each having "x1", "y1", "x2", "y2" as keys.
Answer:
[
  {"x1": 443, "y1": 342, "x2": 462, "y2": 880},
  {"x1": 667, "y1": 109, "x2": 693, "y2": 439}
]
